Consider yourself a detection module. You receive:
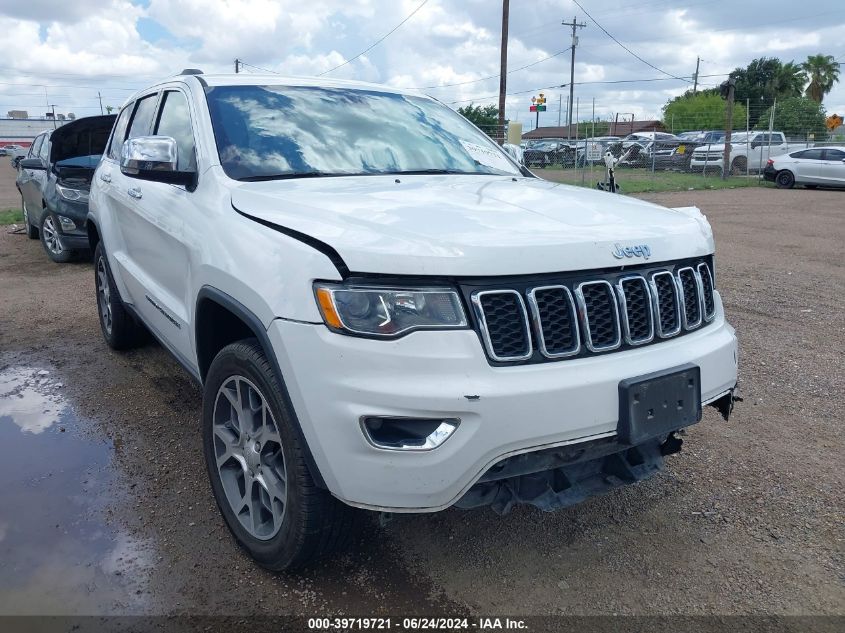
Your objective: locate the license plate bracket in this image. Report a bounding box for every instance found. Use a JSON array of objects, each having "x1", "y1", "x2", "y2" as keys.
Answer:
[{"x1": 618, "y1": 363, "x2": 702, "y2": 445}]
